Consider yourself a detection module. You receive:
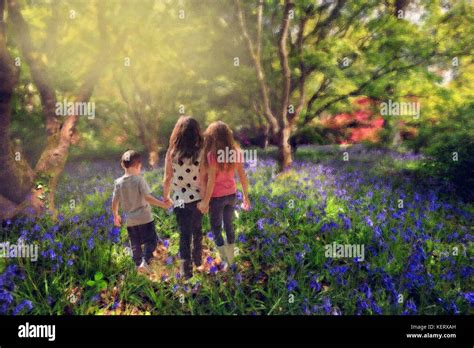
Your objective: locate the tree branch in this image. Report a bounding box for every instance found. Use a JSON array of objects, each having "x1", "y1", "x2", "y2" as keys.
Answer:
[
  {"x1": 278, "y1": 0, "x2": 293, "y2": 124},
  {"x1": 235, "y1": 0, "x2": 278, "y2": 132},
  {"x1": 7, "y1": 0, "x2": 59, "y2": 136}
]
